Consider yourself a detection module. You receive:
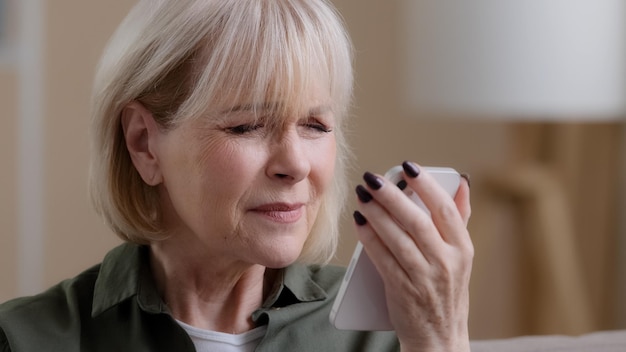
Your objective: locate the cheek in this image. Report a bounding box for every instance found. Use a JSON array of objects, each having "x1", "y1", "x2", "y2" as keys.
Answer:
[
  {"x1": 196, "y1": 139, "x2": 236, "y2": 172},
  {"x1": 310, "y1": 137, "x2": 337, "y2": 191},
  {"x1": 159, "y1": 132, "x2": 240, "y2": 204},
  {"x1": 192, "y1": 138, "x2": 266, "y2": 212}
]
